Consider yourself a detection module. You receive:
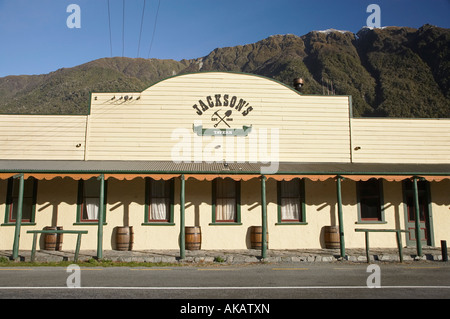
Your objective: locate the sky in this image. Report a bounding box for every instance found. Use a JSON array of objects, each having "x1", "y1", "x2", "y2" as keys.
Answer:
[{"x1": 0, "y1": 0, "x2": 449, "y2": 77}]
